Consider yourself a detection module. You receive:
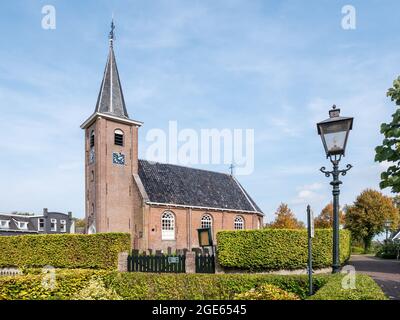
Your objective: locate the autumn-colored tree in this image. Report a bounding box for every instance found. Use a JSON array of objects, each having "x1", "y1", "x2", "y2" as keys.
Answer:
[
  {"x1": 345, "y1": 189, "x2": 400, "y2": 251},
  {"x1": 267, "y1": 203, "x2": 305, "y2": 229},
  {"x1": 314, "y1": 203, "x2": 345, "y2": 228},
  {"x1": 74, "y1": 218, "x2": 86, "y2": 229}
]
